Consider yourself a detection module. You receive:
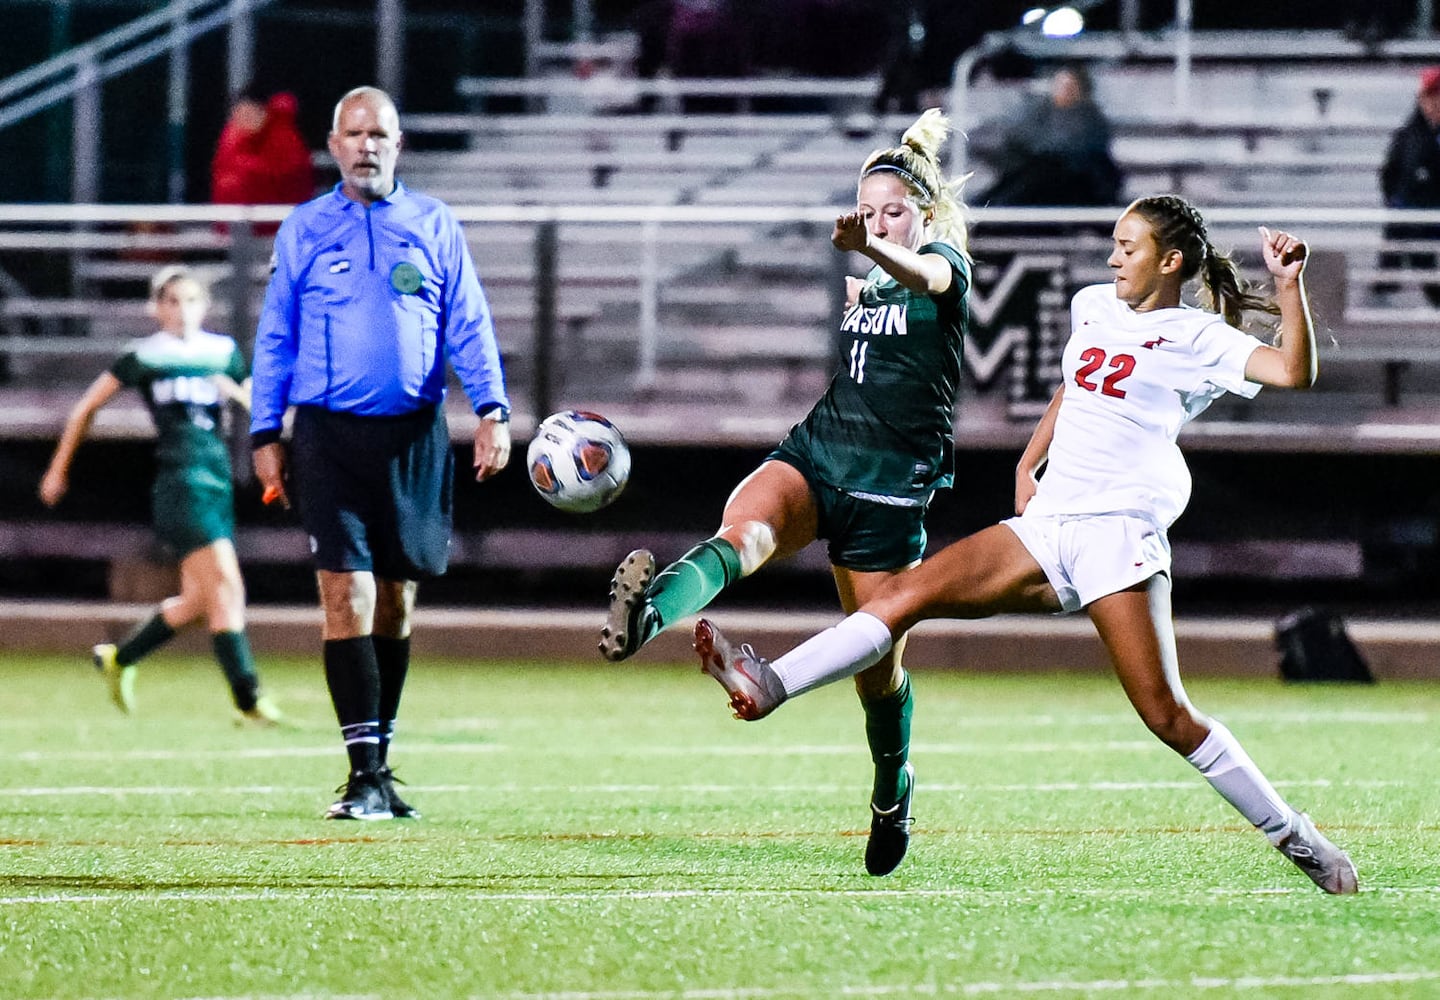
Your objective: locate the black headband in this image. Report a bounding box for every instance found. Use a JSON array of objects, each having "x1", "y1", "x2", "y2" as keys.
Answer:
[{"x1": 863, "y1": 163, "x2": 932, "y2": 202}]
